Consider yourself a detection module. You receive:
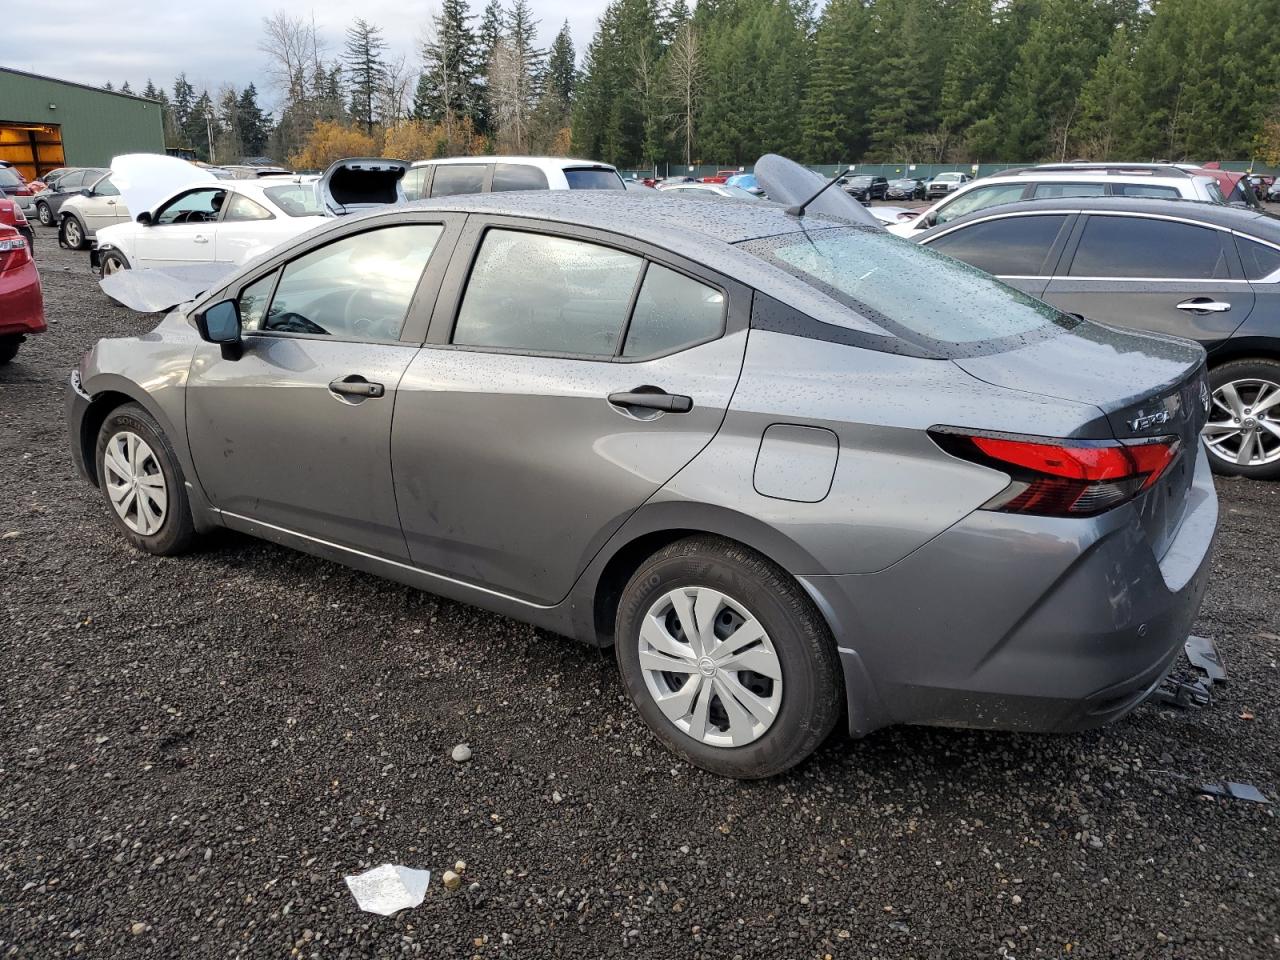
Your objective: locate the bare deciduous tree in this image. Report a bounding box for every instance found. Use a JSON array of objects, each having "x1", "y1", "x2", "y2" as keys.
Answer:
[
  {"x1": 664, "y1": 23, "x2": 701, "y2": 166},
  {"x1": 488, "y1": 38, "x2": 529, "y2": 153}
]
